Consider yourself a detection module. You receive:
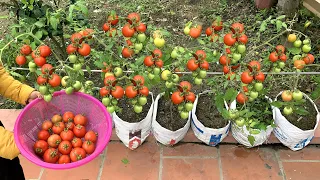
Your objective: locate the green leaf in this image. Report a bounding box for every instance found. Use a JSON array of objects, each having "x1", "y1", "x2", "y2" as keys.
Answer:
[
  {"x1": 86, "y1": 66, "x2": 91, "y2": 74},
  {"x1": 258, "y1": 124, "x2": 267, "y2": 131},
  {"x1": 276, "y1": 20, "x2": 282, "y2": 32},
  {"x1": 0, "y1": 15, "x2": 8, "y2": 19},
  {"x1": 35, "y1": 21, "x2": 45, "y2": 28},
  {"x1": 77, "y1": 3, "x2": 88, "y2": 16},
  {"x1": 276, "y1": 15, "x2": 286, "y2": 20},
  {"x1": 30, "y1": 42, "x2": 36, "y2": 50},
  {"x1": 121, "y1": 158, "x2": 129, "y2": 164},
  {"x1": 259, "y1": 21, "x2": 267, "y2": 32},
  {"x1": 178, "y1": 47, "x2": 185, "y2": 53},
  {"x1": 135, "y1": 56, "x2": 144, "y2": 66},
  {"x1": 197, "y1": 39, "x2": 205, "y2": 45},
  {"x1": 35, "y1": 31, "x2": 43, "y2": 39},
  {"x1": 282, "y1": 22, "x2": 287, "y2": 29},
  {"x1": 288, "y1": 47, "x2": 302, "y2": 55},
  {"x1": 270, "y1": 101, "x2": 283, "y2": 108},
  {"x1": 67, "y1": 5, "x2": 75, "y2": 22},
  {"x1": 248, "y1": 135, "x2": 255, "y2": 146},
  {"x1": 295, "y1": 107, "x2": 309, "y2": 116},
  {"x1": 311, "y1": 86, "x2": 320, "y2": 99},
  {"x1": 50, "y1": 16, "x2": 58, "y2": 30},
  {"x1": 224, "y1": 88, "x2": 237, "y2": 102}
]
